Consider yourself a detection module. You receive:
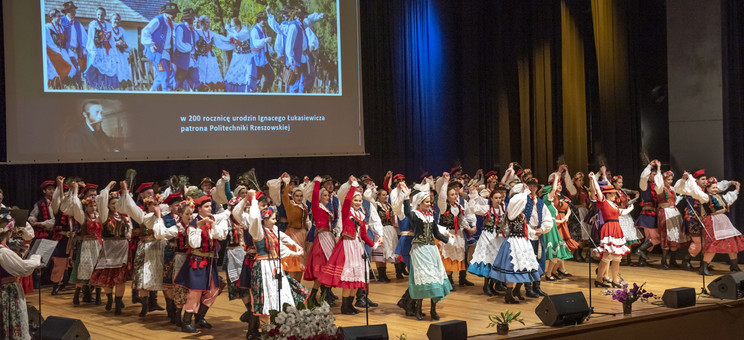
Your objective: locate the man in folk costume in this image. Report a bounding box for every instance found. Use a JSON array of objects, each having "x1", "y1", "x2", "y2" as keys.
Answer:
[
  {"x1": 142, "y1": 3, "x2": 180, "y2": 91},
  {"x1": 173, "y1": 8, "x2": 200, "y2": 91},
  {"x1": 520, "y1": 178, "x2": 553, "y2": 297},
  {"x1": 679, "y1": 169, "x2": 711, "y2": 271},
  {"x1": 29, "y1": 181, "x2": 56, "y2": 244},
  {"x1": 285, "y1": 9, "x2": 308, "y2": 93},
  {"x1": 160, "y1": 193, "x2": 183, "y2": 323},
  {"x1": 248, "y1": 14, "x2": 275, "y2": 92},
  {"x1": 128, "y1": 181, "x2": 164, "y2": 310},
  {"x1": 635, "y1": 160, "x2": 662, "y2": 266},
  {"x1": 60, "y1": 1, "x2": 87, "y2": 88}
]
